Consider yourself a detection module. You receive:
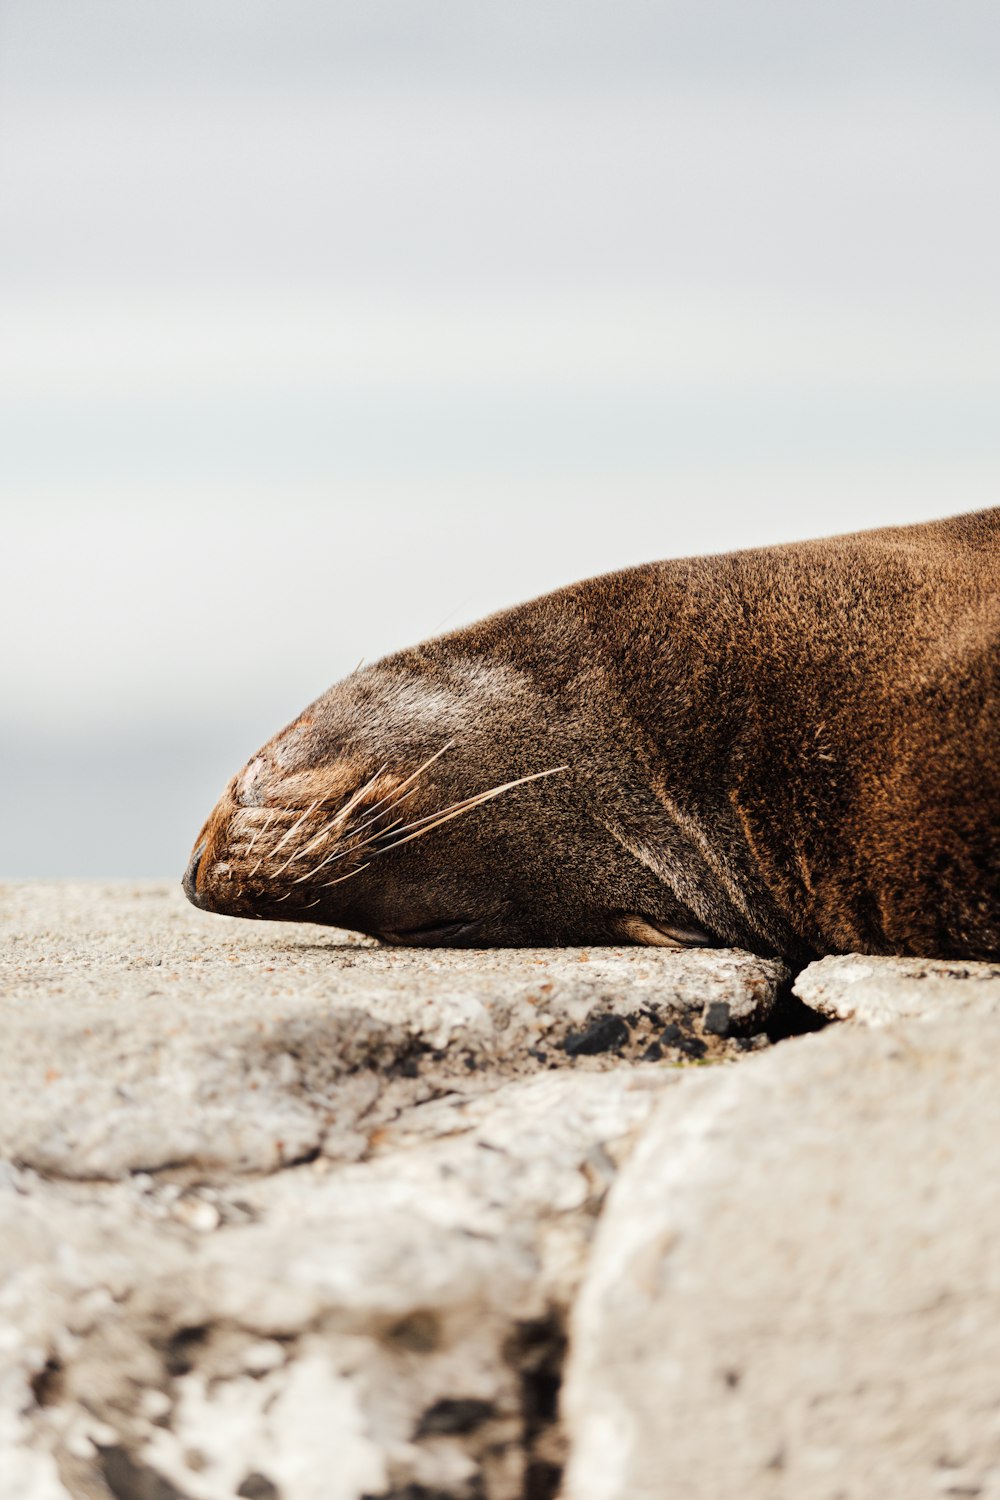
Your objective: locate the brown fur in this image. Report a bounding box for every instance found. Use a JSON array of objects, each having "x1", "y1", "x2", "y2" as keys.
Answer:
[{"x1": 184, "y1": 509, "x2": 1000, "y2": 961}]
